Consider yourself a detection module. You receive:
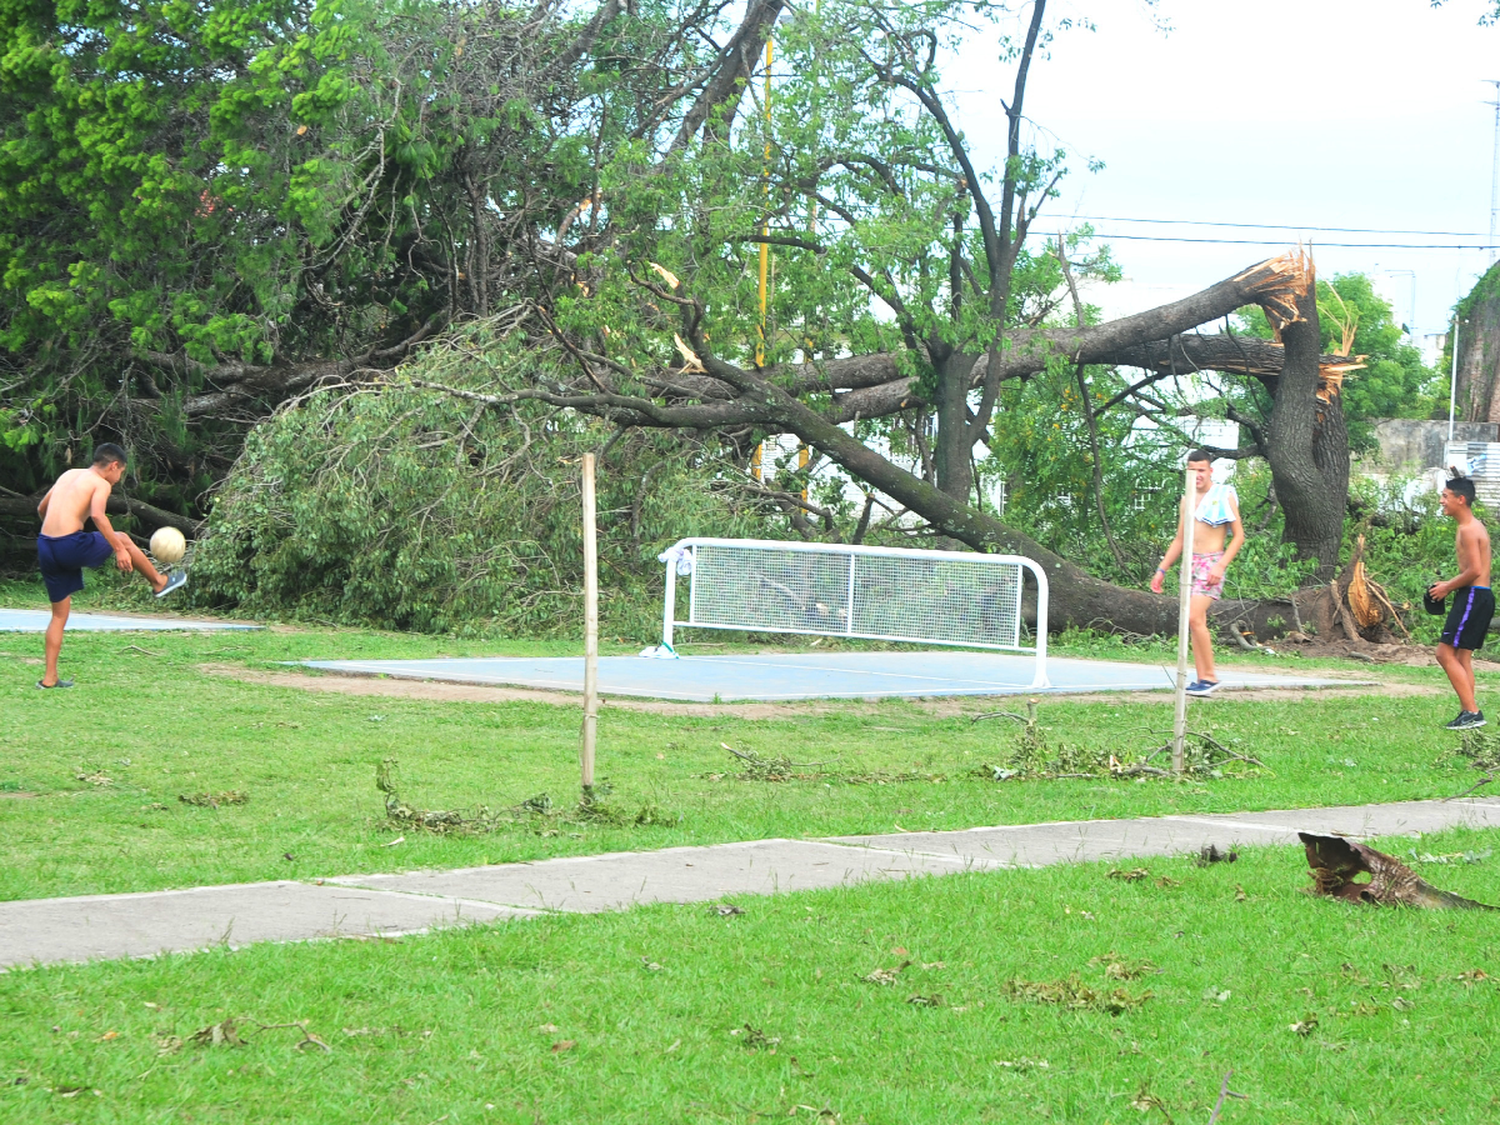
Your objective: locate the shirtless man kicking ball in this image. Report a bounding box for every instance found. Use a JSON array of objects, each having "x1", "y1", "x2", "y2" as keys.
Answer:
[{"x1": 34, "y1": 443, "x2": 186, "y2": 689}]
